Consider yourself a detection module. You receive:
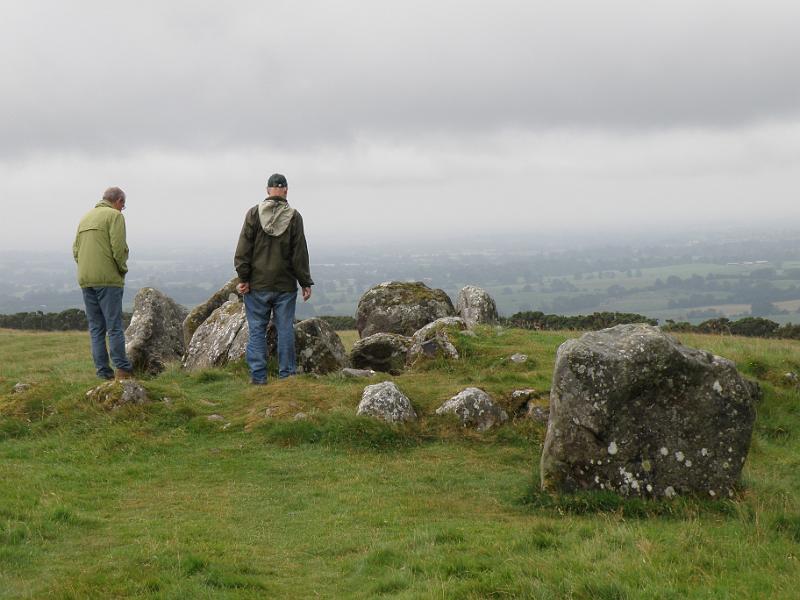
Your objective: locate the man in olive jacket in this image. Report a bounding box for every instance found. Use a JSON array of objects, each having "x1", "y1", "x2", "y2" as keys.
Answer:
[
  {"x1": 73, "y1": 186, "x2": 134, "y2": 380},
  {"x1": 234, "y1": 173, "x2": 313, "y2": 384}
]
